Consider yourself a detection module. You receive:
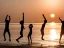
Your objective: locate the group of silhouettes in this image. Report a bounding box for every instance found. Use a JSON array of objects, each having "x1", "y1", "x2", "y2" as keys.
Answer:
[{"x1": 3, "y1": 12, "x2": 64, "y2": 44}]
